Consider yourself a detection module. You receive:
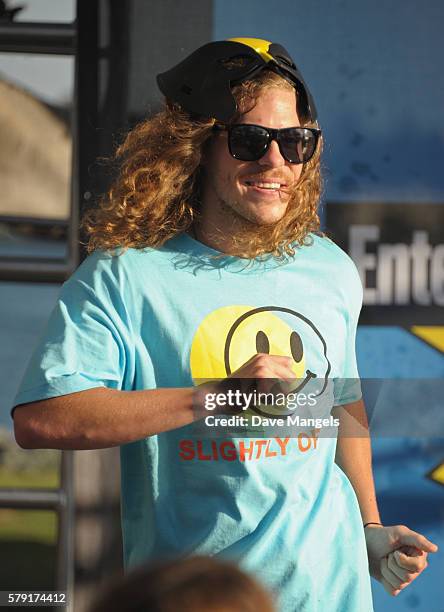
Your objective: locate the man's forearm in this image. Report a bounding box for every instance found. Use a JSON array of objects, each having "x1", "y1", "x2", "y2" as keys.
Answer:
[
  {"x1": 13, "y1": 386, "x2": 204, "y2": 451},
  {"x1": 333, "y1": 399, "x2": 381, "y2": 524}
]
